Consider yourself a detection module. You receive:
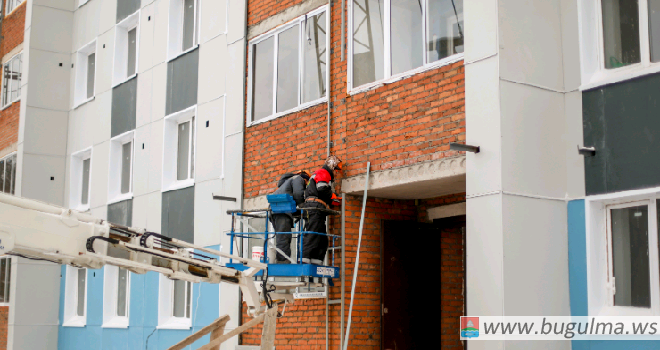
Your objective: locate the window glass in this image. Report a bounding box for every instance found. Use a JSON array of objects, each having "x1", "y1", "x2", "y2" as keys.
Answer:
[
  {"x1": 177, "y1": 121, "x2": 191, "y2": 181},
  {"x1": 81, "y1": 158, "x2": 91, "y2": 205},
  {"x1": 9, "y1": 154, "x2": 15, "y2": 195},
  {"x1": 252, "y1": 38, "x2": 275, "y2": 121},
  {"x1": 277, "y1": 25, "x2": 300, "y2": 113},
  {"x1": 10, "y1": 55, "x2": 20, "y2": 102},
  {"x1": 303, "y1": 12, "x2": 327, "y2": 103},
  {"x1": 1, "y1": 63, "x2": 8, "y2": 107},
  {"x1": 87, "y1": 53, "x2": 96, "y2": 99},
  {"x1": 185, "y1": 281, "x2": 191, "y2": 318},
  {"x1": 0, "y1": 258, "x2": 8, "y2": 303},
  {"x1": 391, "y1": 0, "x2": 423, "y2": 75},
  {"x1": 602, "y1": 0, "x2": 641, "y2": 69},
  {"x1": 427, "y1": 0, "x2": 463, "y2": 63},
  {"x1": 172, "y1": 280, "x2": 187, "y2": 317},
  {"x1": 4, "y1": 155, "x2": 13, "y2": 194},
  {"x1": 353, "y1": 0, "x2": 385, "y2": 87},
  {"x1": 117, "y1": 268, "x2": 128, "y2": 317},
  {"x1": 77, "y1": 268, "x2": 86, "y2": 316},
  {"x1": 121, "y1": 142, "x2": 132, "y2": 194},
  {"x1": 182, "y1": 0, "x2": 196, "y2": 51},
  {"x1": 611, "y1": 205, "x2": 650, "y2": 308},
  {"x1": 127, "y1": 28, "x2": 137, "y2": 77}
]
